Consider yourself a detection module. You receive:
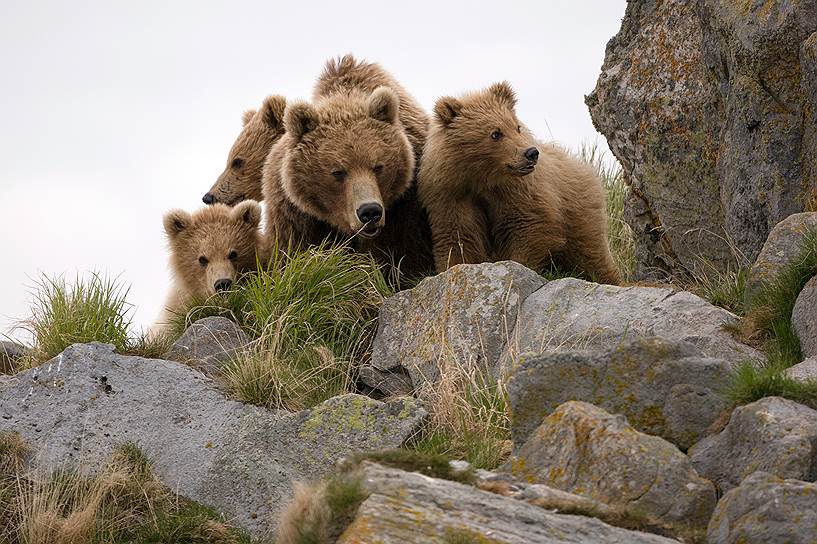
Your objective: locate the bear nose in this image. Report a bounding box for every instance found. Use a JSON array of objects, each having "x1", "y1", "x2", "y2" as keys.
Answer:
[
  {"x1": 356, "y1": 203, "x2": 383, "y2": 224},
  {"x1": 214, "y1": 278, "x2": 232, "y2": 292},
  {"x1": 202, "y1": 193, "x2": 215, "y2": 205},
  {"x1": 524, "y1": 147, "x2": 539, "y2": 164}
]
